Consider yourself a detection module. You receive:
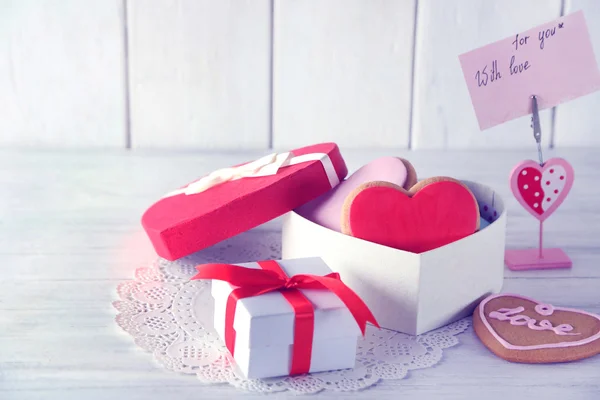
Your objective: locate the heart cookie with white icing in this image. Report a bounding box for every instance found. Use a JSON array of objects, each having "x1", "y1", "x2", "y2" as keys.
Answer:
[{"x1": 473, "y1": 293, "x2": 600, "y2": 363}]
